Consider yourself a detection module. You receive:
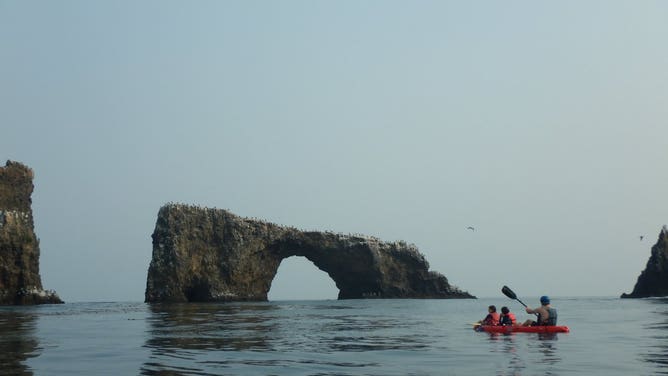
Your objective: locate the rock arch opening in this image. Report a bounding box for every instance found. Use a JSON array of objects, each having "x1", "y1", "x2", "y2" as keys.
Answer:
[{"x1": 268, "y1": 256, "x2": 339, "y2": 301}]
